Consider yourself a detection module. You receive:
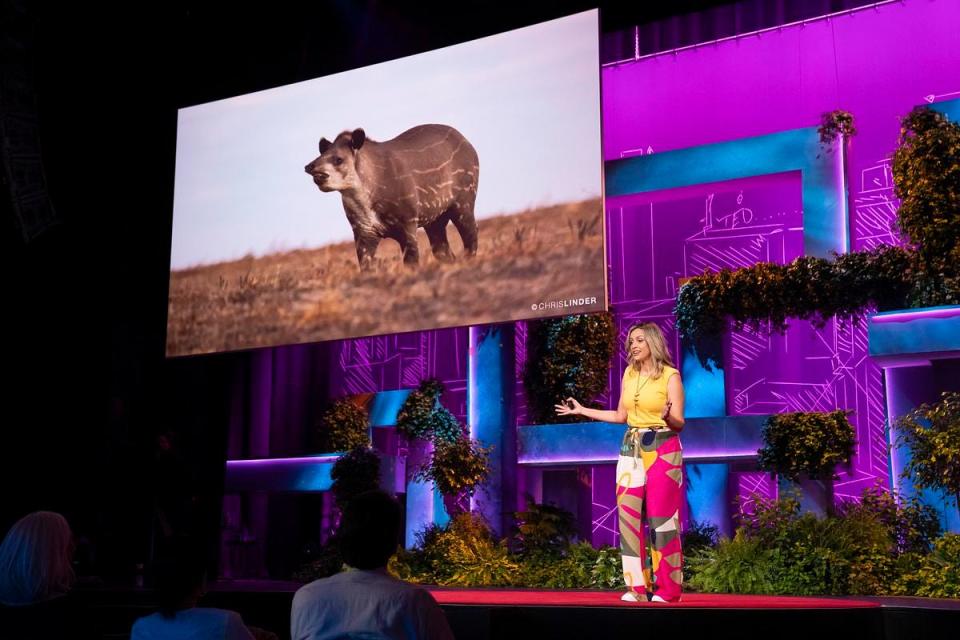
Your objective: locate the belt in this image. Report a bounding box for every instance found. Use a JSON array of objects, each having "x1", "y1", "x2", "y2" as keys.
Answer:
[{"x1": 625, "y1": 426, "x2": 674, "y2": 468}]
